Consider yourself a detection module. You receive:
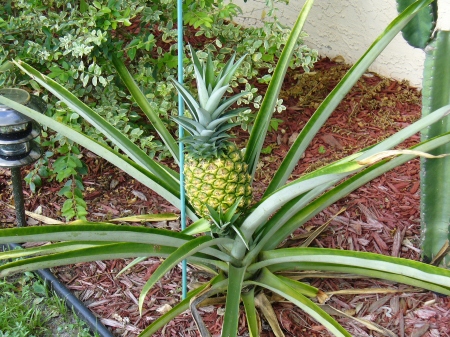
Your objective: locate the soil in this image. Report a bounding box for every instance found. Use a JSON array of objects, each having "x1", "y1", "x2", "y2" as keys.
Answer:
[{"x1": 1, "y1": 56, "x2": 449, "y2": 337}]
